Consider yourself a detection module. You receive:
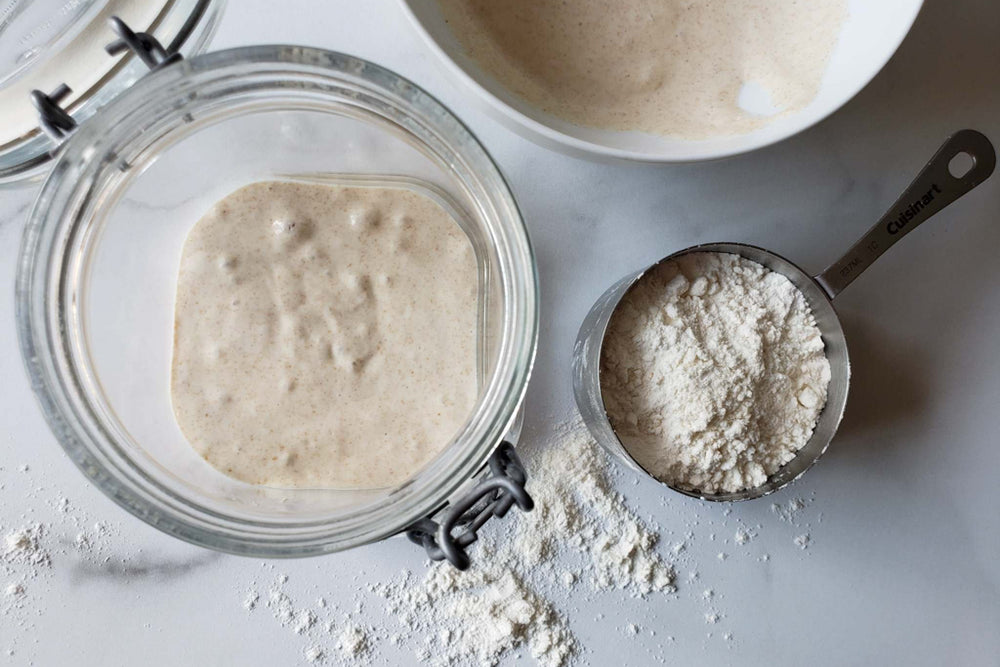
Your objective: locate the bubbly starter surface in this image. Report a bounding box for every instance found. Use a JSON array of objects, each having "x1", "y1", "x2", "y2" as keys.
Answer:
[
  {"x1": 170, "y1": 181, "x2": 478, "y2": 489},
  {"x1": 438, "y1": 0, "x2": 848, "y2": 138}
]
